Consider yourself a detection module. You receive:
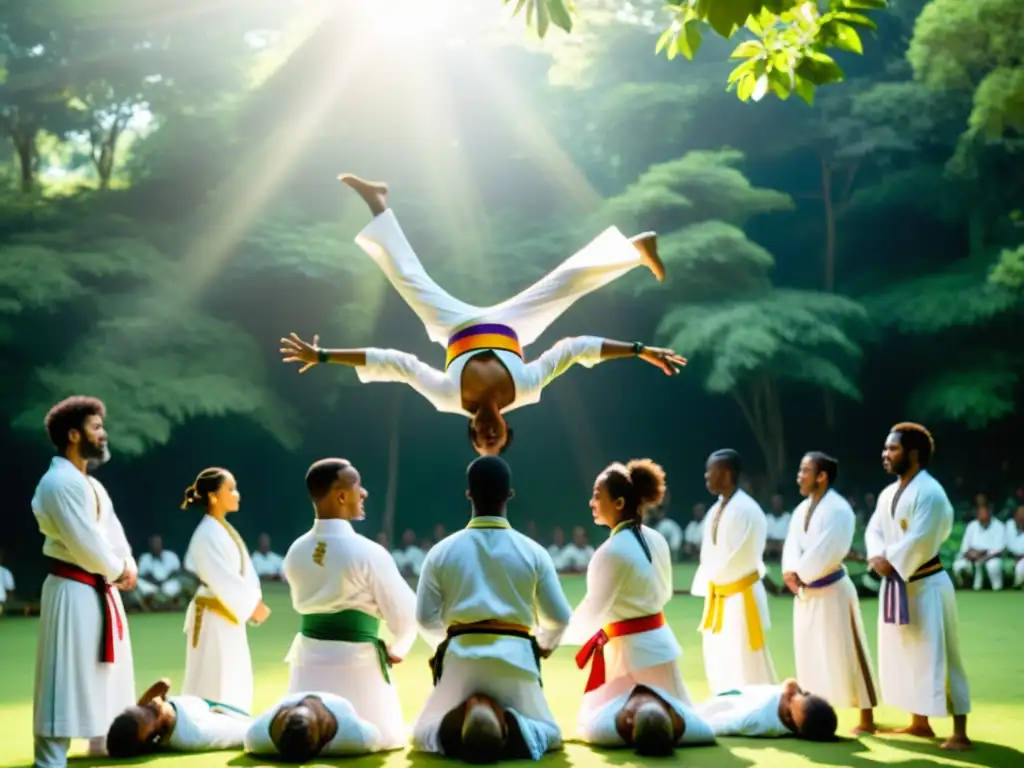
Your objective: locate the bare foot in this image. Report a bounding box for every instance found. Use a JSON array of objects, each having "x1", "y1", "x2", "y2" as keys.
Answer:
[
  {"x1": 881, "y1": 725, "x2": 936, "y2": 739},
  {"x1": 630, "y1": 232, "x2": 665, "y2": 282},
  {"x1": 851, "y1": 725, "x2": 878, "y2": 735},
  {"x1": 940, "y1": 735, "x2": 973, "y2": 751},
  {"x1": 338, "y1": 173, "x2": 388, "y2": 217}
]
